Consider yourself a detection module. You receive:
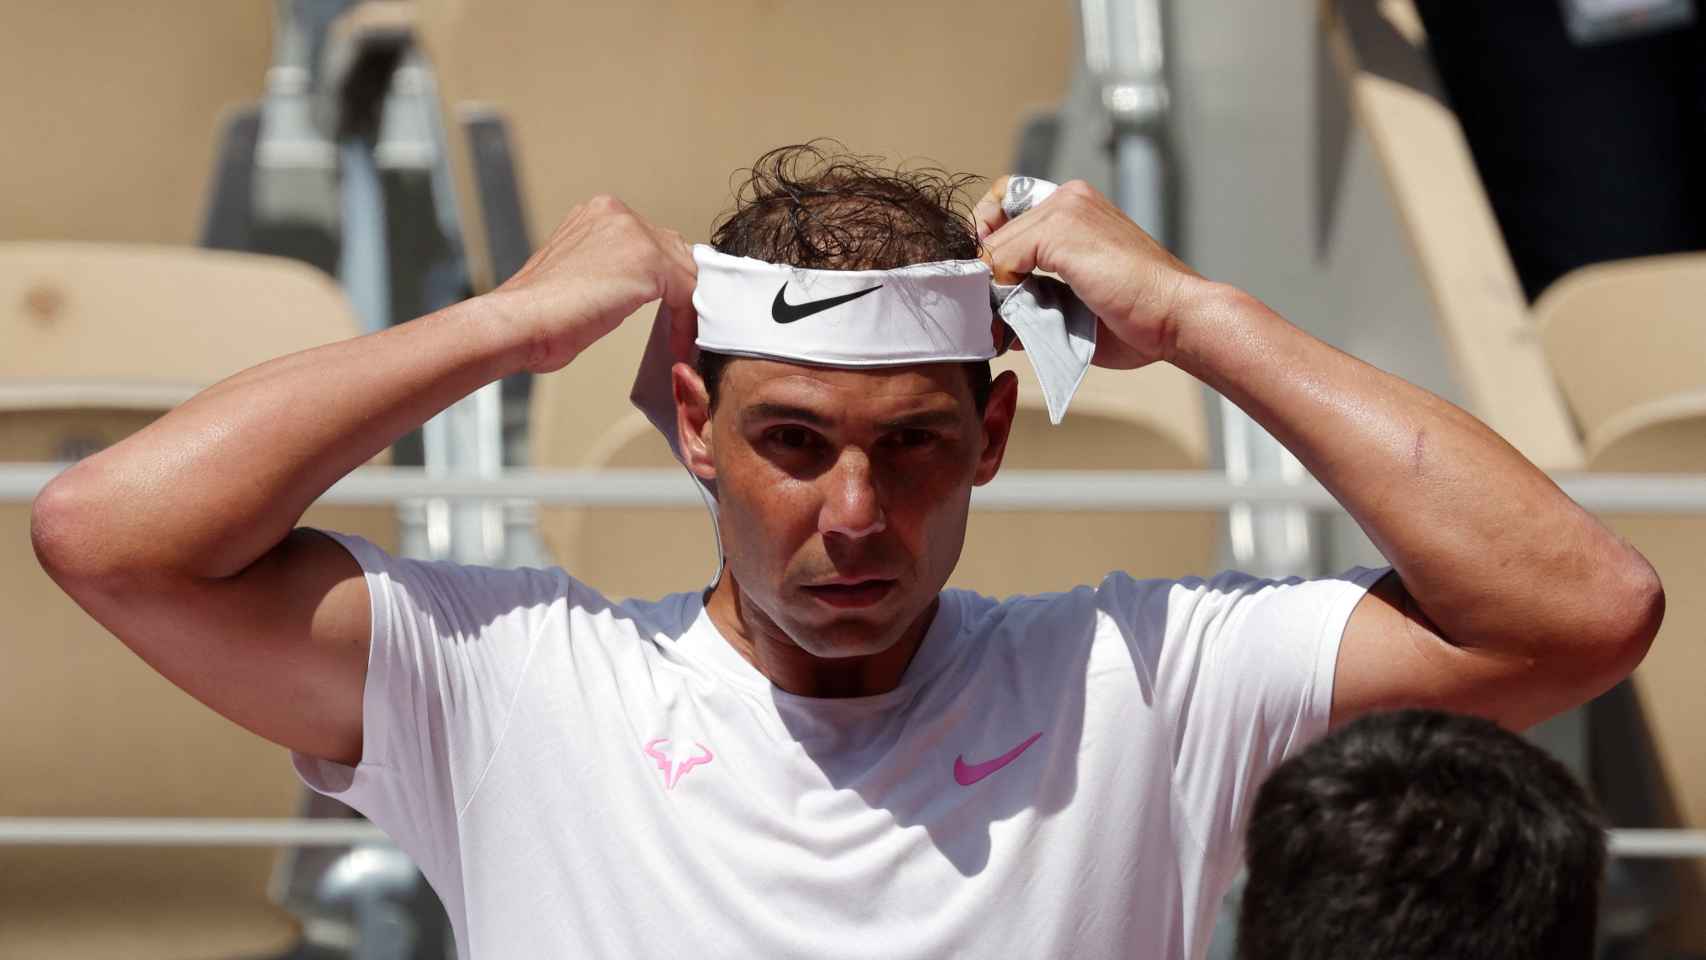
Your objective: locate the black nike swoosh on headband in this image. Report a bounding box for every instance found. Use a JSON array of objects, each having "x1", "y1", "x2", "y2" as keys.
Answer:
[{"x1": 771, "y1": 282, "x2": 884, "y2": 324}]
